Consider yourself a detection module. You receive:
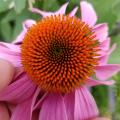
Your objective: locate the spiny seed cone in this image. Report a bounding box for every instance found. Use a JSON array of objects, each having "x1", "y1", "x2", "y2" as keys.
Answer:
[{"x1": 21, "y1": 15, "x2": 99, "y2": 93}]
